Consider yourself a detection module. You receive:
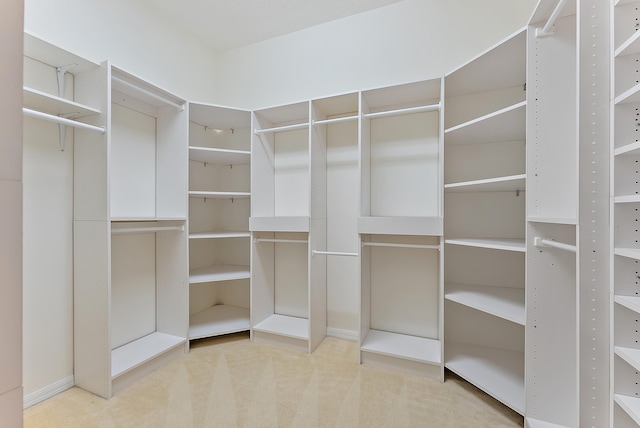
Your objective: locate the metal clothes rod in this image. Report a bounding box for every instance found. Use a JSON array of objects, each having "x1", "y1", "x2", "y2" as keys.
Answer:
[
  {"x1": 254, "y1": 122, "x2": 309, "y2": 135},
  {"x1": 362, "y1": 242, "x2": 440, "y2": 250},
  {"x1": 536, "y1": 0, "x2": 567, "y2": 37},
  {"x1": 254, "y1": 238, "x2": 309, "y2": 244},
  {"x1": 23, "y1": 108, "x2": 105, "y2": 134},
  {"x1": 533, "y1": 237, "x2": 576, "y2": 253},
  {"x1": 312, "y1": 115, "x2": 359, "y2": 126},
  {"x1": 112, "y1": 225, "x2": 185, "y2": 234},
  {"x1": 112, "y1": 75, "x2": 185, "y2": 111},
  {"x1": 312, "y1": 250, "x2": 359, "y2": 257},
  {"x1": 363, "y1": 103, "x2": 440, "y2": 120}
]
